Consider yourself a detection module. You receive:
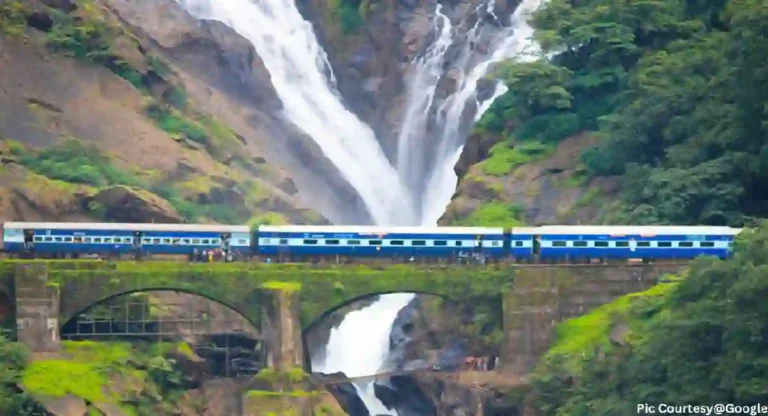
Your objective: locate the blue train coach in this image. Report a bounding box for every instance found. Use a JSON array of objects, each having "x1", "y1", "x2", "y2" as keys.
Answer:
[
  {"x1": 256, "y1": 225, "x2": 507, "y2": 258},
  {"x1": 533, "y1": 225, "x2": 740, "y2": 260},
  {"x1": 2, "y1": 222, "x2": 252, "y2": 258}
]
